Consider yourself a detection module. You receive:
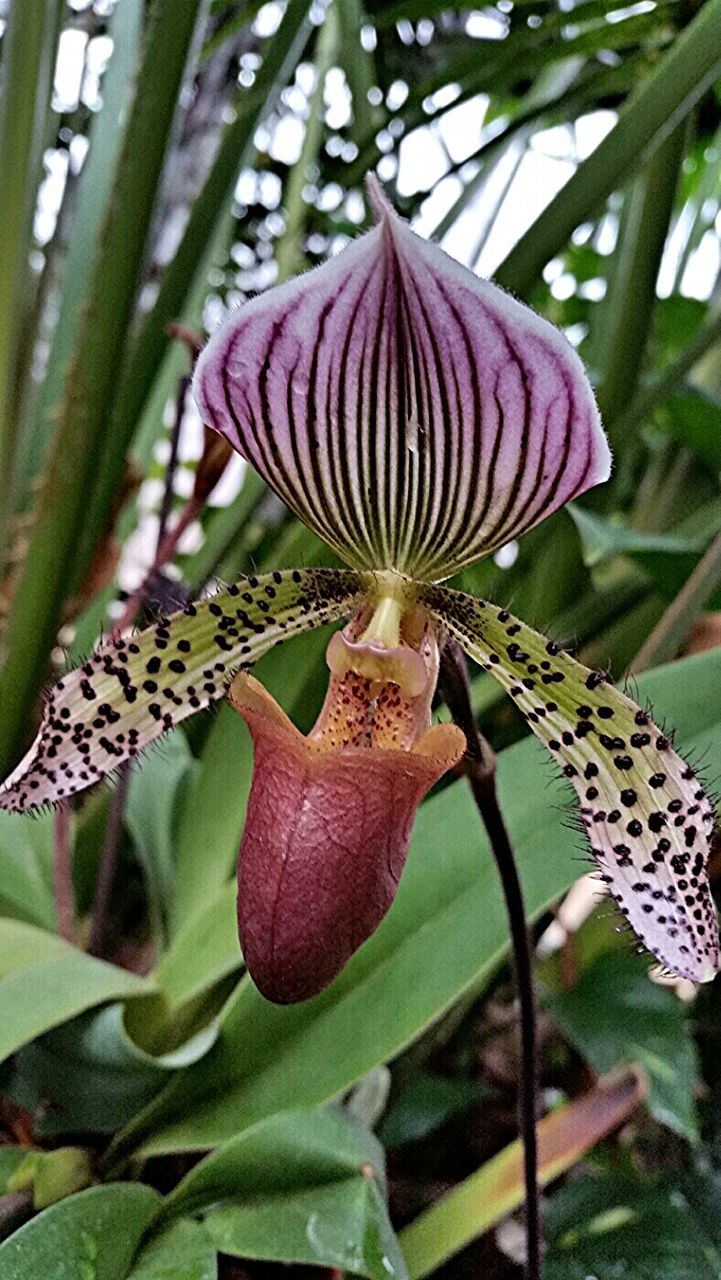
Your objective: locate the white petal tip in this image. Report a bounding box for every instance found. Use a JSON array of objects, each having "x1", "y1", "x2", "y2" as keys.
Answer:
[{"x1": 591, "y1": 420, "x2": 613, "y2": 487}]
